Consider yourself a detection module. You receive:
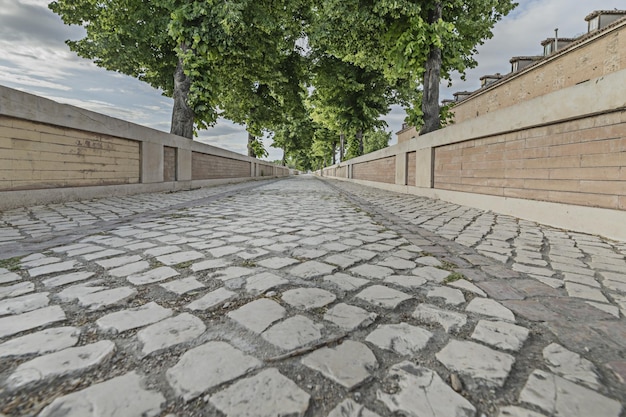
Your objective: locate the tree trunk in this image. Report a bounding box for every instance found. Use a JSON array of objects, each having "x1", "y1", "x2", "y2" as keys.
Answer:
[
  {"x1": 356, "y1": 130, "x2": 363, "y2": 156},
  {"x1": 420, "y1": 1, "x2": 443, "y2": 135},
  {"x1": 331, "y1": 138, "x2": 337, "y2": 165},
  {"x1": 281, "y1": 148, "x2": 287, "y2": 166},
  {"x1": 339, "y1": 132, "x2": 345, "y2": 162},
  {"x1": 247, "y1": 132, "x2": 257, "y2": 158},
  {"x1": 170, "y1": 56, "x2": 194, "y2": 139}
]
